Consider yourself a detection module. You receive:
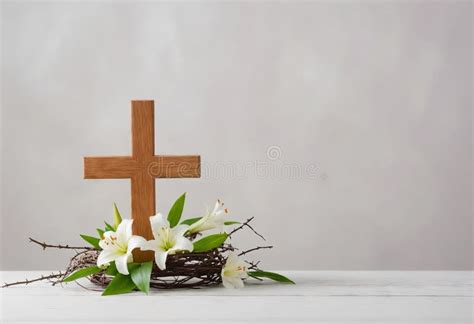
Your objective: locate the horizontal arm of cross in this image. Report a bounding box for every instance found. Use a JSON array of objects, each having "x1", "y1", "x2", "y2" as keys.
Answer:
[
  {"x1": 84, "y1": 155, "x2": 200, "y2": 179},
  {"x1": 84, "y1": 156, "x2": 137, "y2": 179}
]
